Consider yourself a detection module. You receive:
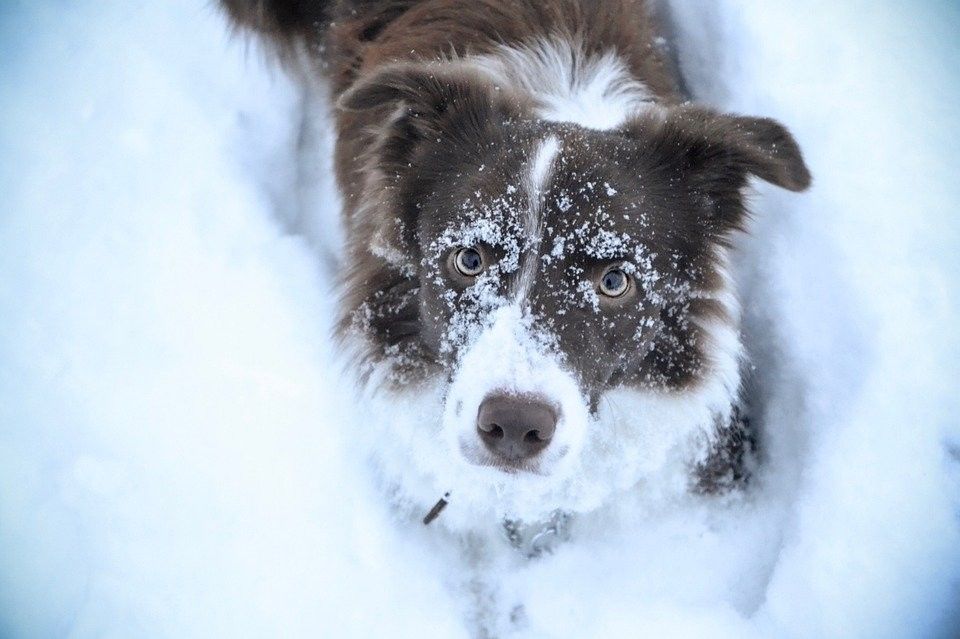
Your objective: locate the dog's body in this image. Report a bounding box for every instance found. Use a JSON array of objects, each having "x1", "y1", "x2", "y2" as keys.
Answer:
[{"x1": 223, "y1": 0, "x2": 808, "y2": 550}]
